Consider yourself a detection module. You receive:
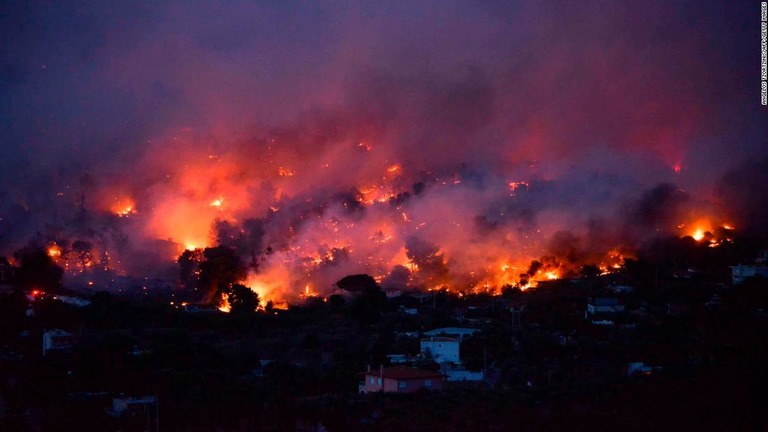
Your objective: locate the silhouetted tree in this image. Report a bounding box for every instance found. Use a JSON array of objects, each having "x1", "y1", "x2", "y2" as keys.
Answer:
[
  {"x1": 13, "y1": 245, "x2": 63, "y2": 292},
  {"x1": 0, "y1": 289, "x2": 27, "y2": 339},
  {"x1": 339, "y1": 274, "x2": 387, "y2": 325},
  {"x1": 178, "y1": 248, "x2": 204, "y2": 289},
  {"x1": 199, "y1": 246, "x2": 246, "y2": 299},
  {"x1": 336, "y1": 274, "x2": 378, "y2": 293},
  {"x1": 580, "y1": 264, "x2": 600, "y2": 279},
  {"x1": 225, "y1": 283, "x2": 259, "y2": 315}
]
